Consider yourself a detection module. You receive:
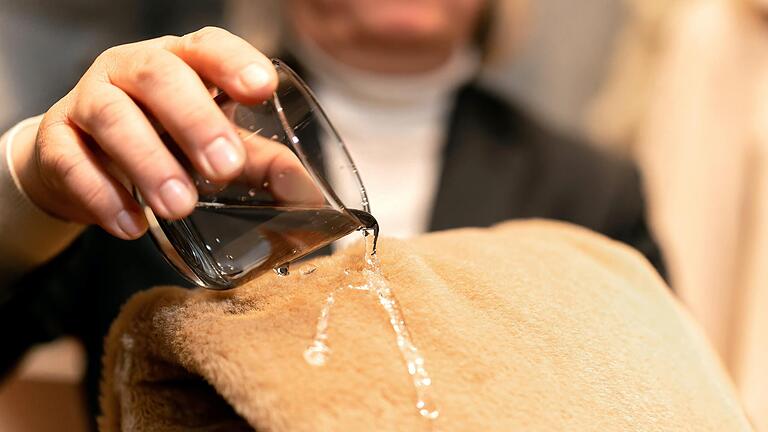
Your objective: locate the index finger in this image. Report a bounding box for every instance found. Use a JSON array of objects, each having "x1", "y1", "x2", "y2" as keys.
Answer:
[{"x1": 164, "y1": 27, "x2": 278, "y2": 105}]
